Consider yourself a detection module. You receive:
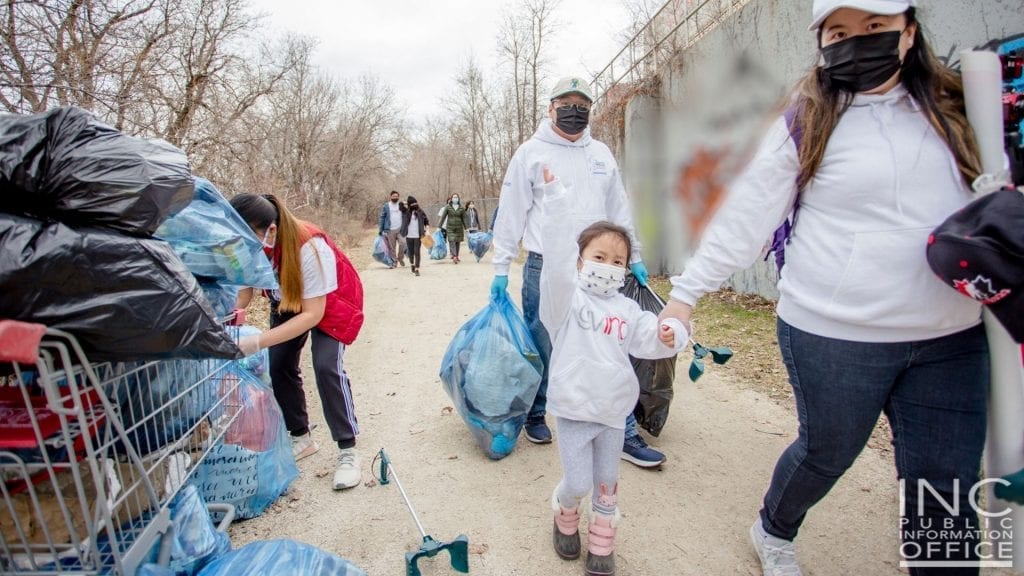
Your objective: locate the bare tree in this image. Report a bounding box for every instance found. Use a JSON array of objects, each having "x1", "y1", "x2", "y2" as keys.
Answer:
[
  {"x1": 0, "y1": 0, "x2": 169, "y2": 114},
  {"x1": 524, "y1": 0, "x2": 559, "y2": 127},
  {"x1": 497, "y1": 9, "x2": 530, "y2": 145}
]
